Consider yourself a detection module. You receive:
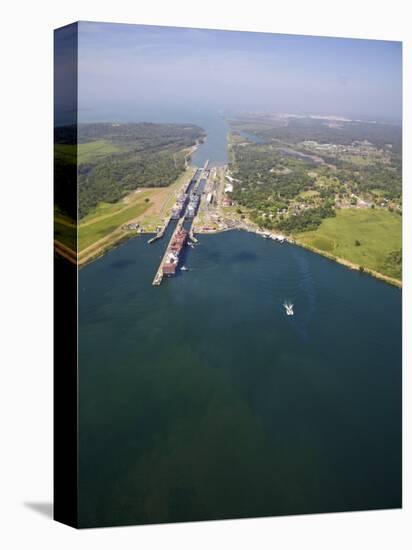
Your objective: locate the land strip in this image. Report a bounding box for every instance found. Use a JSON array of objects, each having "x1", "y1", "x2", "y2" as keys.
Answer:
[
  {"x1": 292, "y1": 238, "x2": 401, "y2": 287},
  {"x1": 78, "y1": 167, "x2": 196, "y2": 266}
]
